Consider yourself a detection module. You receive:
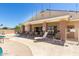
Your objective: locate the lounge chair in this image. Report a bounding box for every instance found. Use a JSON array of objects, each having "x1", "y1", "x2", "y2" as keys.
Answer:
[{"x1": 34, "y1": 32, "x2": 48, "y2": 40}]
